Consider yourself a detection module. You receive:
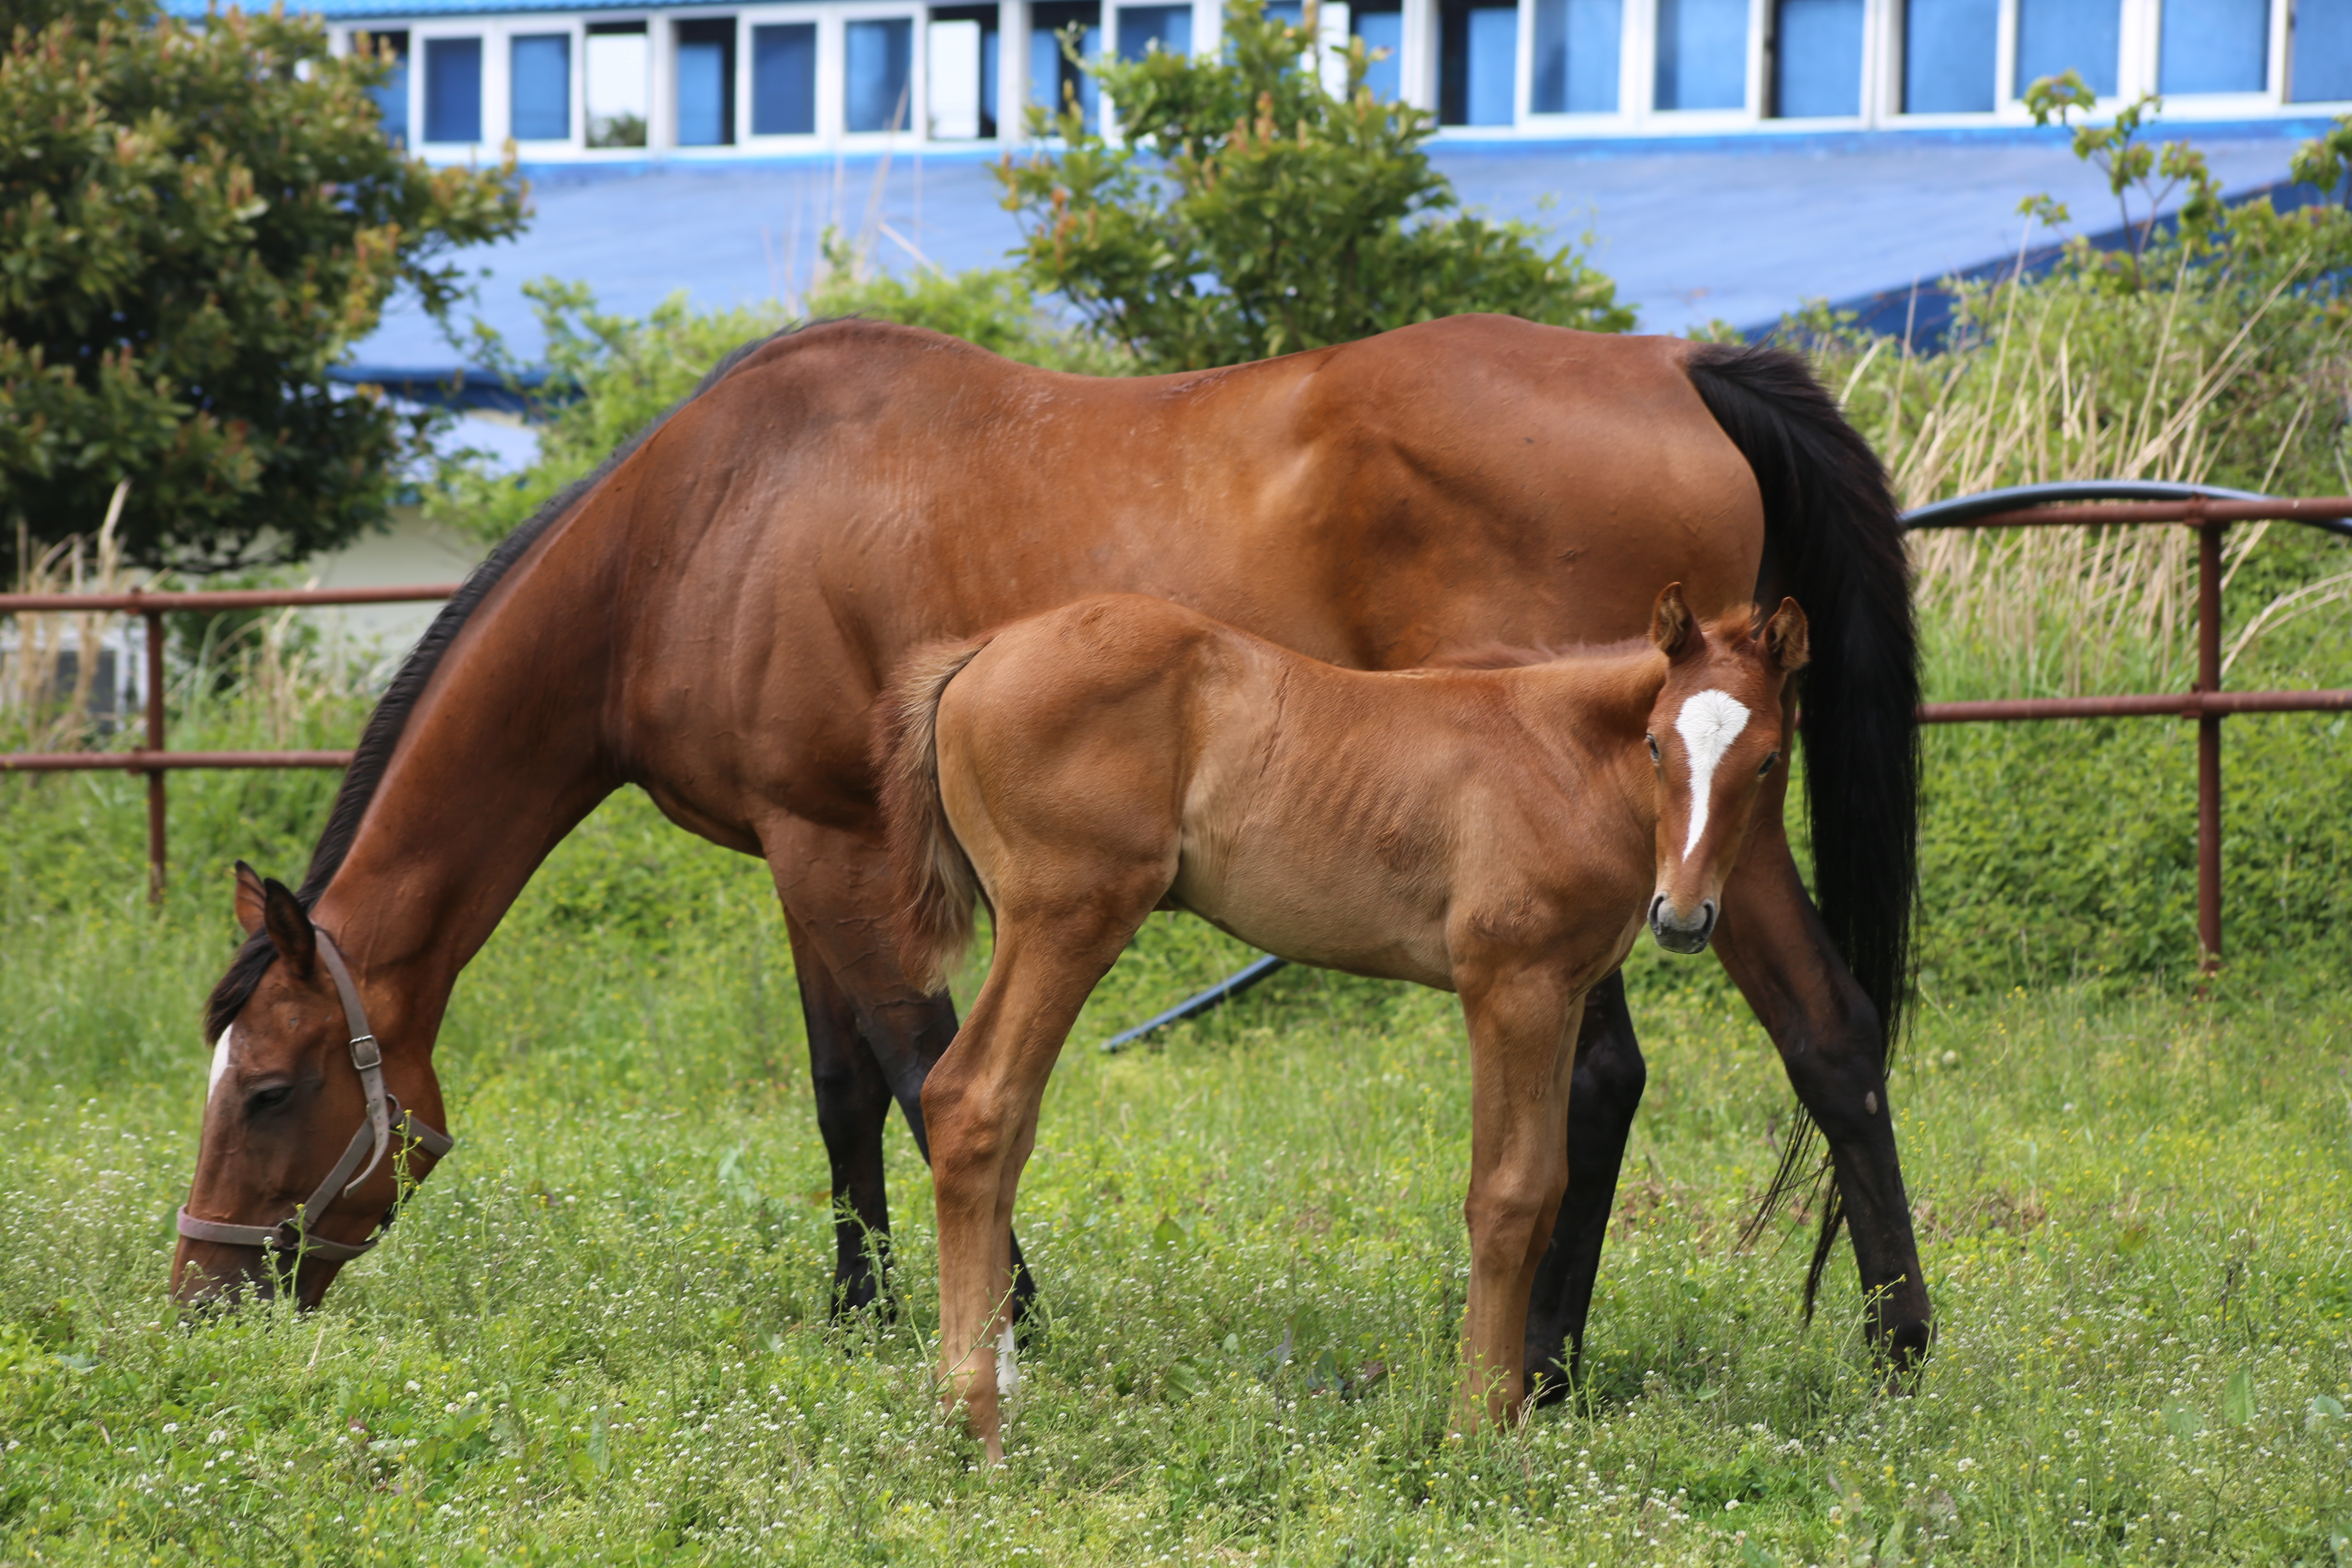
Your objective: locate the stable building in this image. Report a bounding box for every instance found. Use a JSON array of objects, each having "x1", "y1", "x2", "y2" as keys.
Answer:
[{"x1": 271, "y1": 0, "x2": 2347, "y2": 158}]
